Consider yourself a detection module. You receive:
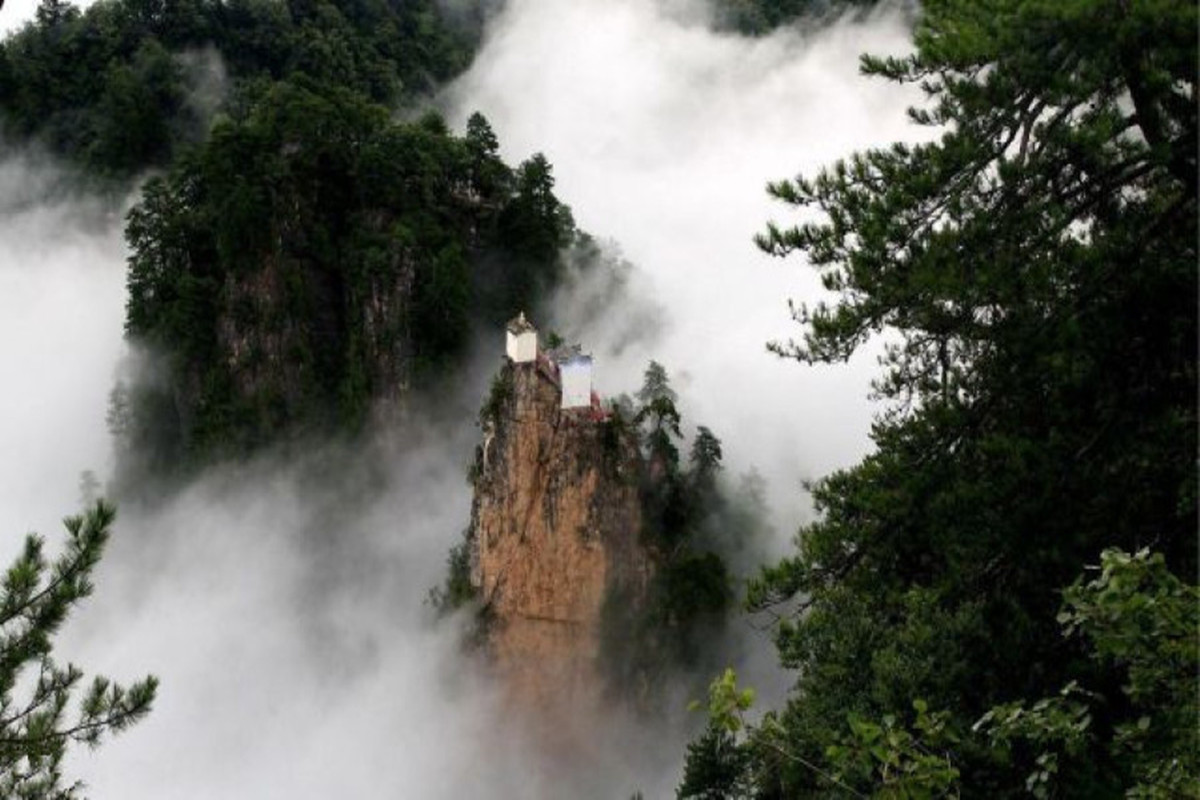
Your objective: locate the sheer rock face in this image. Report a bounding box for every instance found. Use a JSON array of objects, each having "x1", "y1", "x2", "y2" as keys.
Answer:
[
  {"x1": 467, "y1": 361, "x2": 650, "y2": 727},
  {"x1": 211, "y1": 234, "x2": 417, "y2": 430}
]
